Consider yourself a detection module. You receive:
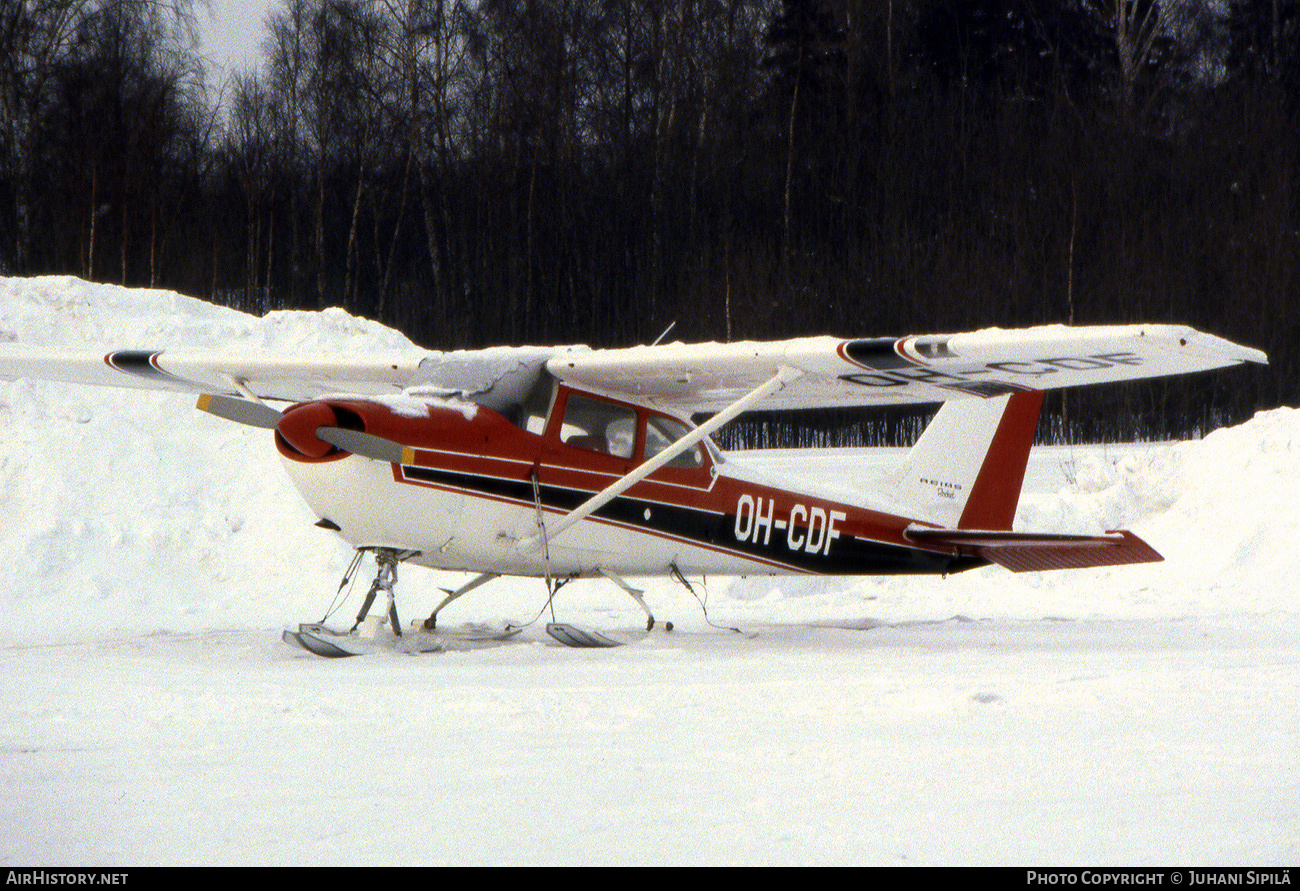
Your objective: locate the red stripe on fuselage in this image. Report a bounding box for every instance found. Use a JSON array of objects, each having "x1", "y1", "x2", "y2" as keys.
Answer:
[
  {"x1": 294, "y1": 393, "x2": 960, "y2": 573},
  {"x1": 395, "y1": 445, "x2": 943, "y2": 574}
]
